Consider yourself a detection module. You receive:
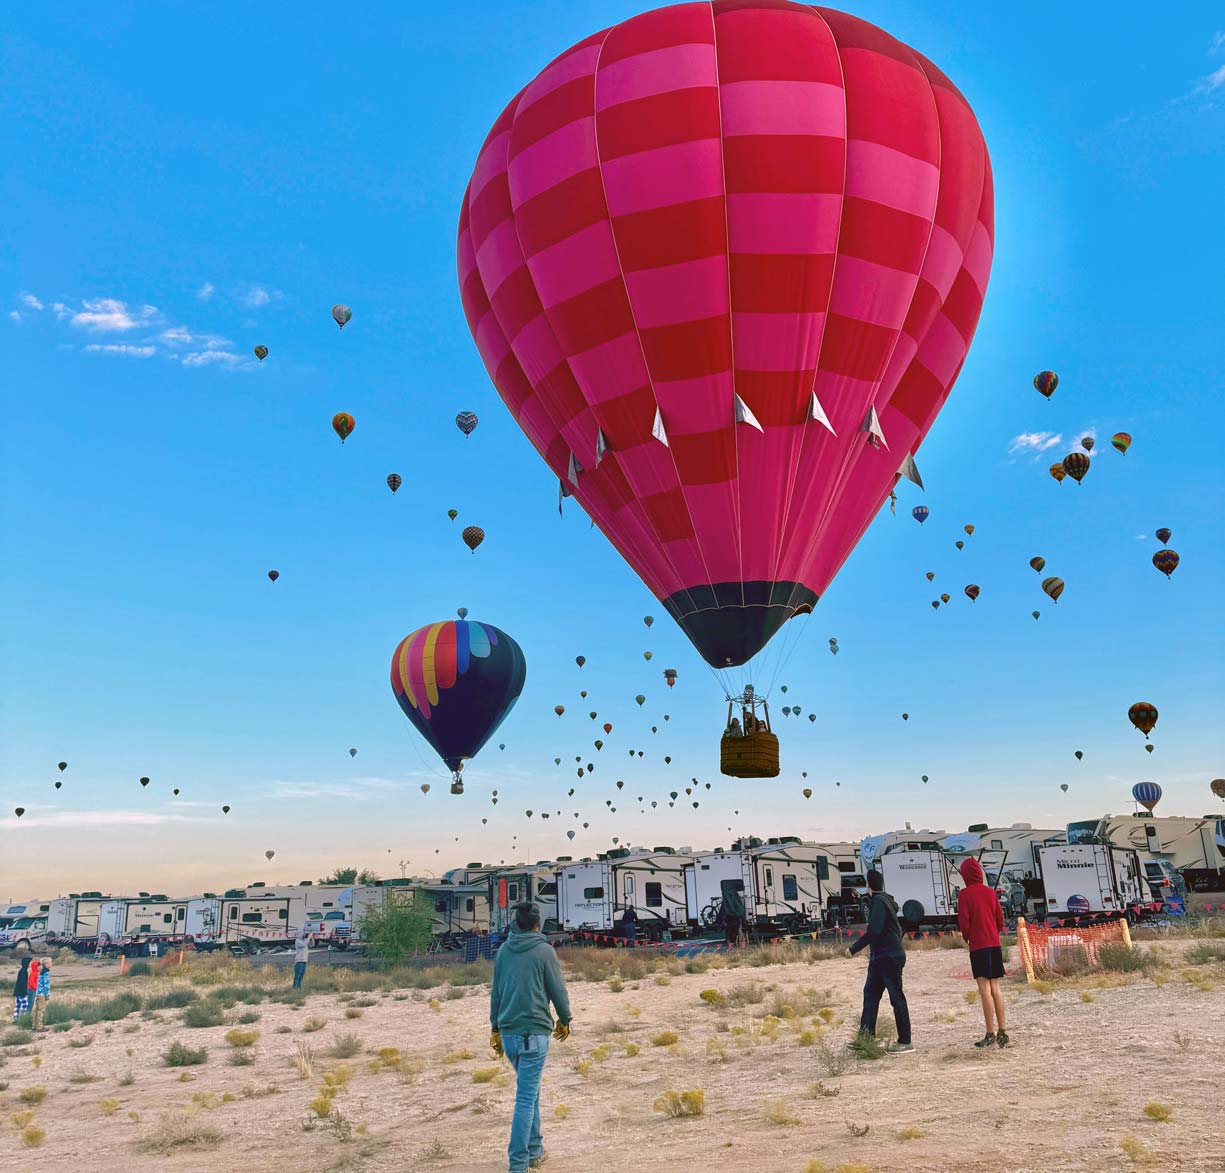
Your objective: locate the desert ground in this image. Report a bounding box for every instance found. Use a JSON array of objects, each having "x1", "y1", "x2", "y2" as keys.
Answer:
[{"x1": 1, "y1": 935, "x2": 1223, "y2": 1173}]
